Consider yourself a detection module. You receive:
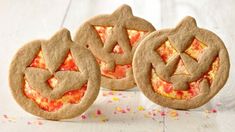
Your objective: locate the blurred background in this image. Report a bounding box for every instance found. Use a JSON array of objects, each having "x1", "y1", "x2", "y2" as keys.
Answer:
[{"x1": 0, "y1": 0, "x2": 234, "y2": 131}]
